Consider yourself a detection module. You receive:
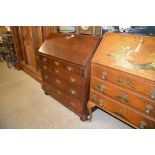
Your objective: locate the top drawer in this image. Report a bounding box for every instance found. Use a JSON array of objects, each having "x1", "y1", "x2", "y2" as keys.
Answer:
[
  {"x1": 39, "y1": 54, "x2": 83, "y2": 77},
  {"x1": 91, "y1": 63, "x2": 155, "y2": 101}
]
